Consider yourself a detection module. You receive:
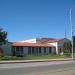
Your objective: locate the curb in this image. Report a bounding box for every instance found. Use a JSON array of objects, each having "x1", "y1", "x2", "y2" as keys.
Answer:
[{"x1": 0, "y1": 59, "x2": 72, "y2": 64}]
